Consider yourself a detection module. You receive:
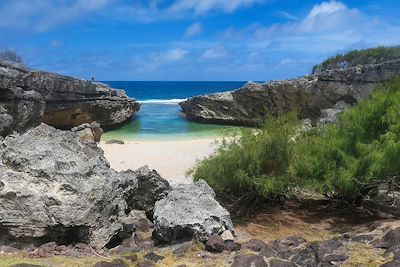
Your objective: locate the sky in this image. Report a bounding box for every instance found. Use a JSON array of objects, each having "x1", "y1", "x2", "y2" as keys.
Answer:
[{"x1": 0, "y1": 0, "x2": 399, "y2": 81}]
